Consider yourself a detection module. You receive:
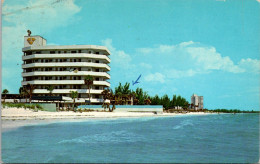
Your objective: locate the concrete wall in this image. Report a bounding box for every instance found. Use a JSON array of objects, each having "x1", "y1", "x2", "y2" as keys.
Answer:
[
  {"x1": 37, "y1": 103, "x2": 57, "y2": 112},
  {"x1": 77, "y1": 105, "x2": 163, "y2": 113},
  {"x1": 23, "y1": 103, "x2": 56, "y2": 112}
]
